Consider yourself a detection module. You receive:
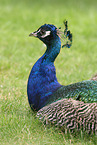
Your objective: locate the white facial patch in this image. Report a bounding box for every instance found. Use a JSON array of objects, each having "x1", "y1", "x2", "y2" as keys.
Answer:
[
  {"x1": 34, "y1": 29, "x2": 41, "y2": 36},
  {"x1": 41, "y1": 31, "x2": 51, "y2": 38}
]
